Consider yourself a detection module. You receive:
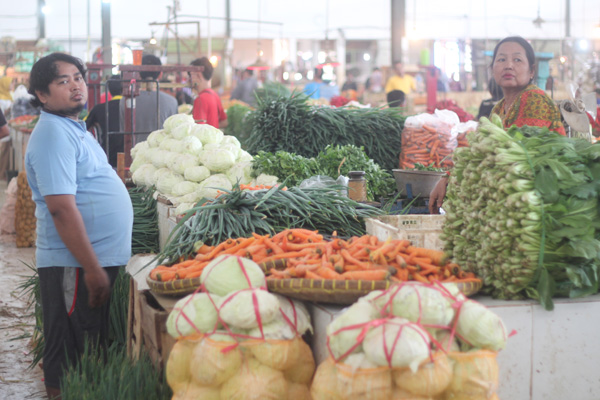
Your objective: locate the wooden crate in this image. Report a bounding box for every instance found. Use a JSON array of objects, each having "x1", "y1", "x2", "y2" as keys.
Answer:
[{"x1": 127, "y1": 279, "x2": 175, "y2": 370}]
